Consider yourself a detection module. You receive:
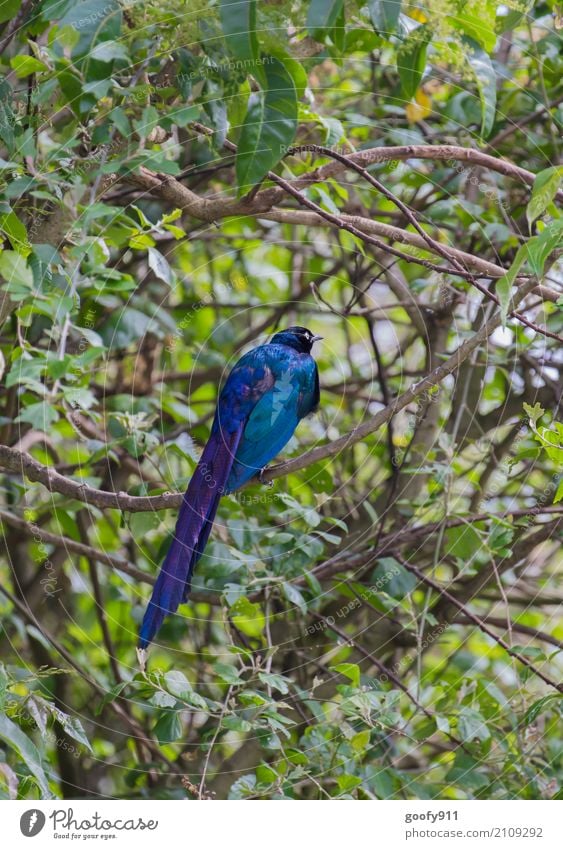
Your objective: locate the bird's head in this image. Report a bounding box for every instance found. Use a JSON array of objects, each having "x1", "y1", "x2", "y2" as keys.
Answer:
[{"x1": 270, "y1": 325, "x2": 323, "y2": 354}]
